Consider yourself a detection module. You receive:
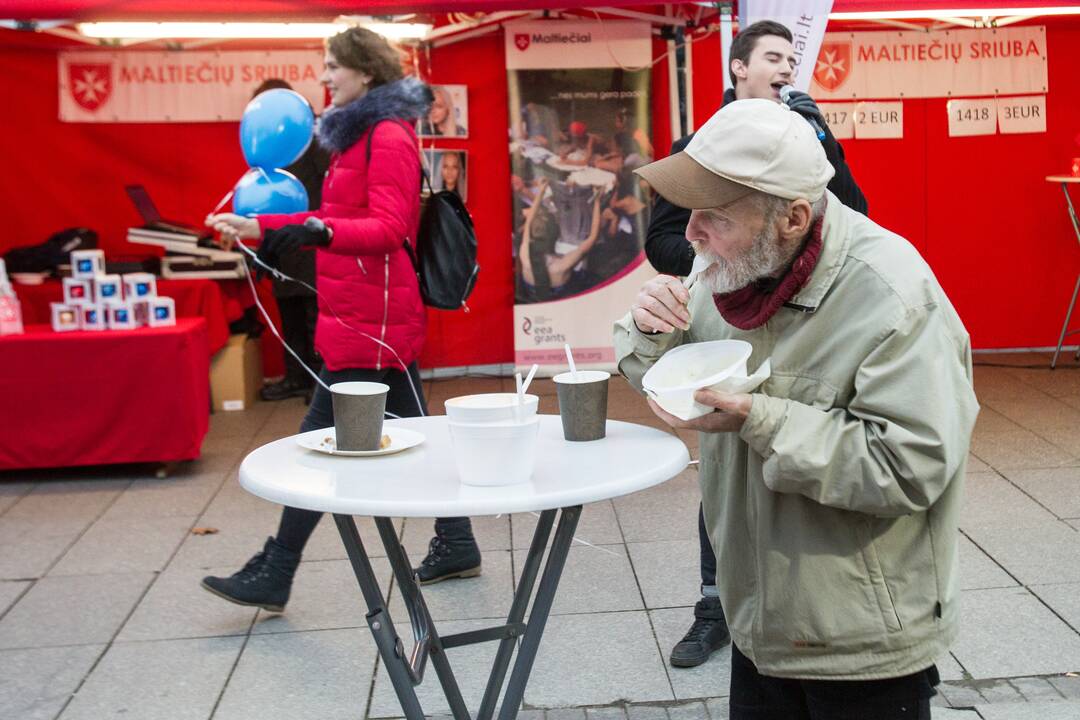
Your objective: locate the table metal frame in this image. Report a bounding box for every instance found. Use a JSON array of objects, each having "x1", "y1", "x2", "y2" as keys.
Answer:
[
  {"x1": 1052, "y1": 180, "x2": 1080, "y2": 368},
  {"x1": 333, "y1": 505, "x2": 582, "y2": 720}
]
